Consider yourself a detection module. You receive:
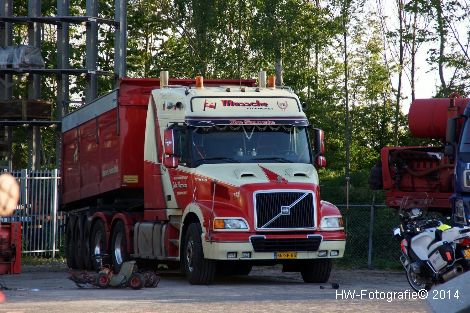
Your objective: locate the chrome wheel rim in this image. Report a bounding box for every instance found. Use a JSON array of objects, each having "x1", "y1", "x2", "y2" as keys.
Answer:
[{"x1": 407, "y1": 267, "x2": 427, "y2": 290}]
